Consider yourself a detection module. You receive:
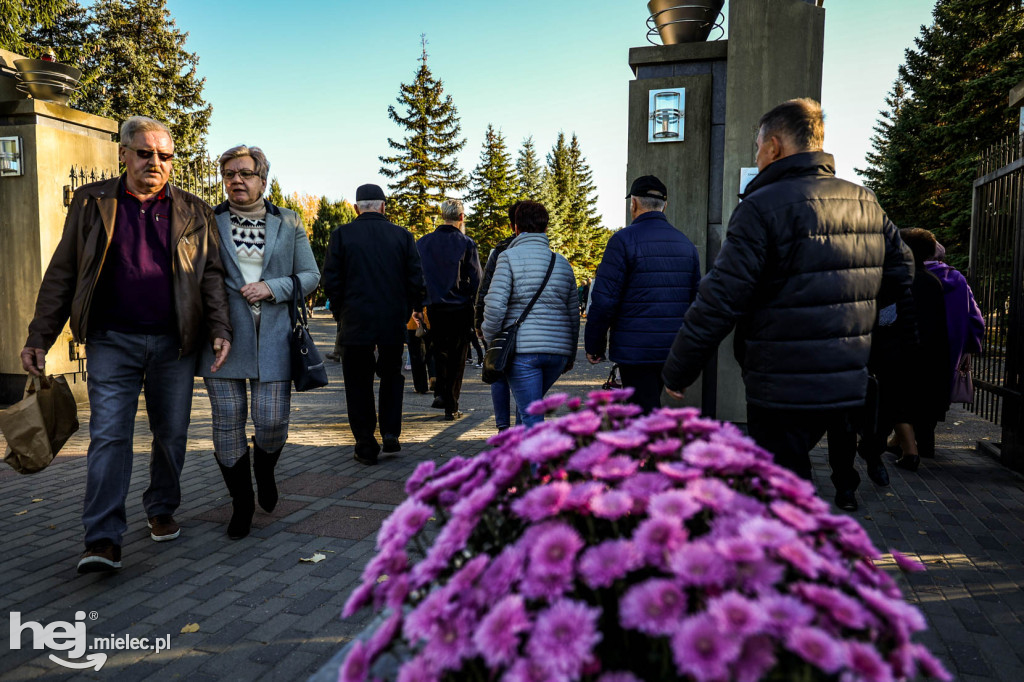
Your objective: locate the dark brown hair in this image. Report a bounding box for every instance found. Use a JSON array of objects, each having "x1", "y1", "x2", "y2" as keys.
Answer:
[
  {"x1": 507, "y1": 201, "x2": 522, "y2": 226},
  {"x1": 757, "y1": 98, "x2": 824, "y2": 151},
  {"x1": 515, "y1": 201, "x2": 549, "y2": 233},
  {"x1": 899, "y1": 227, "x2": 939, "y2": 265}
]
